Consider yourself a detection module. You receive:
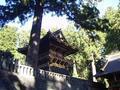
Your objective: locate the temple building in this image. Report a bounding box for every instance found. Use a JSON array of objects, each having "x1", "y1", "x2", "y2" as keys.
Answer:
[
  {"x1": 18, "y1": 30, "x2": 78, "y2": 75},
  {"x1": 95, "y1": 53, "x2": 120, "y2": 90}
]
